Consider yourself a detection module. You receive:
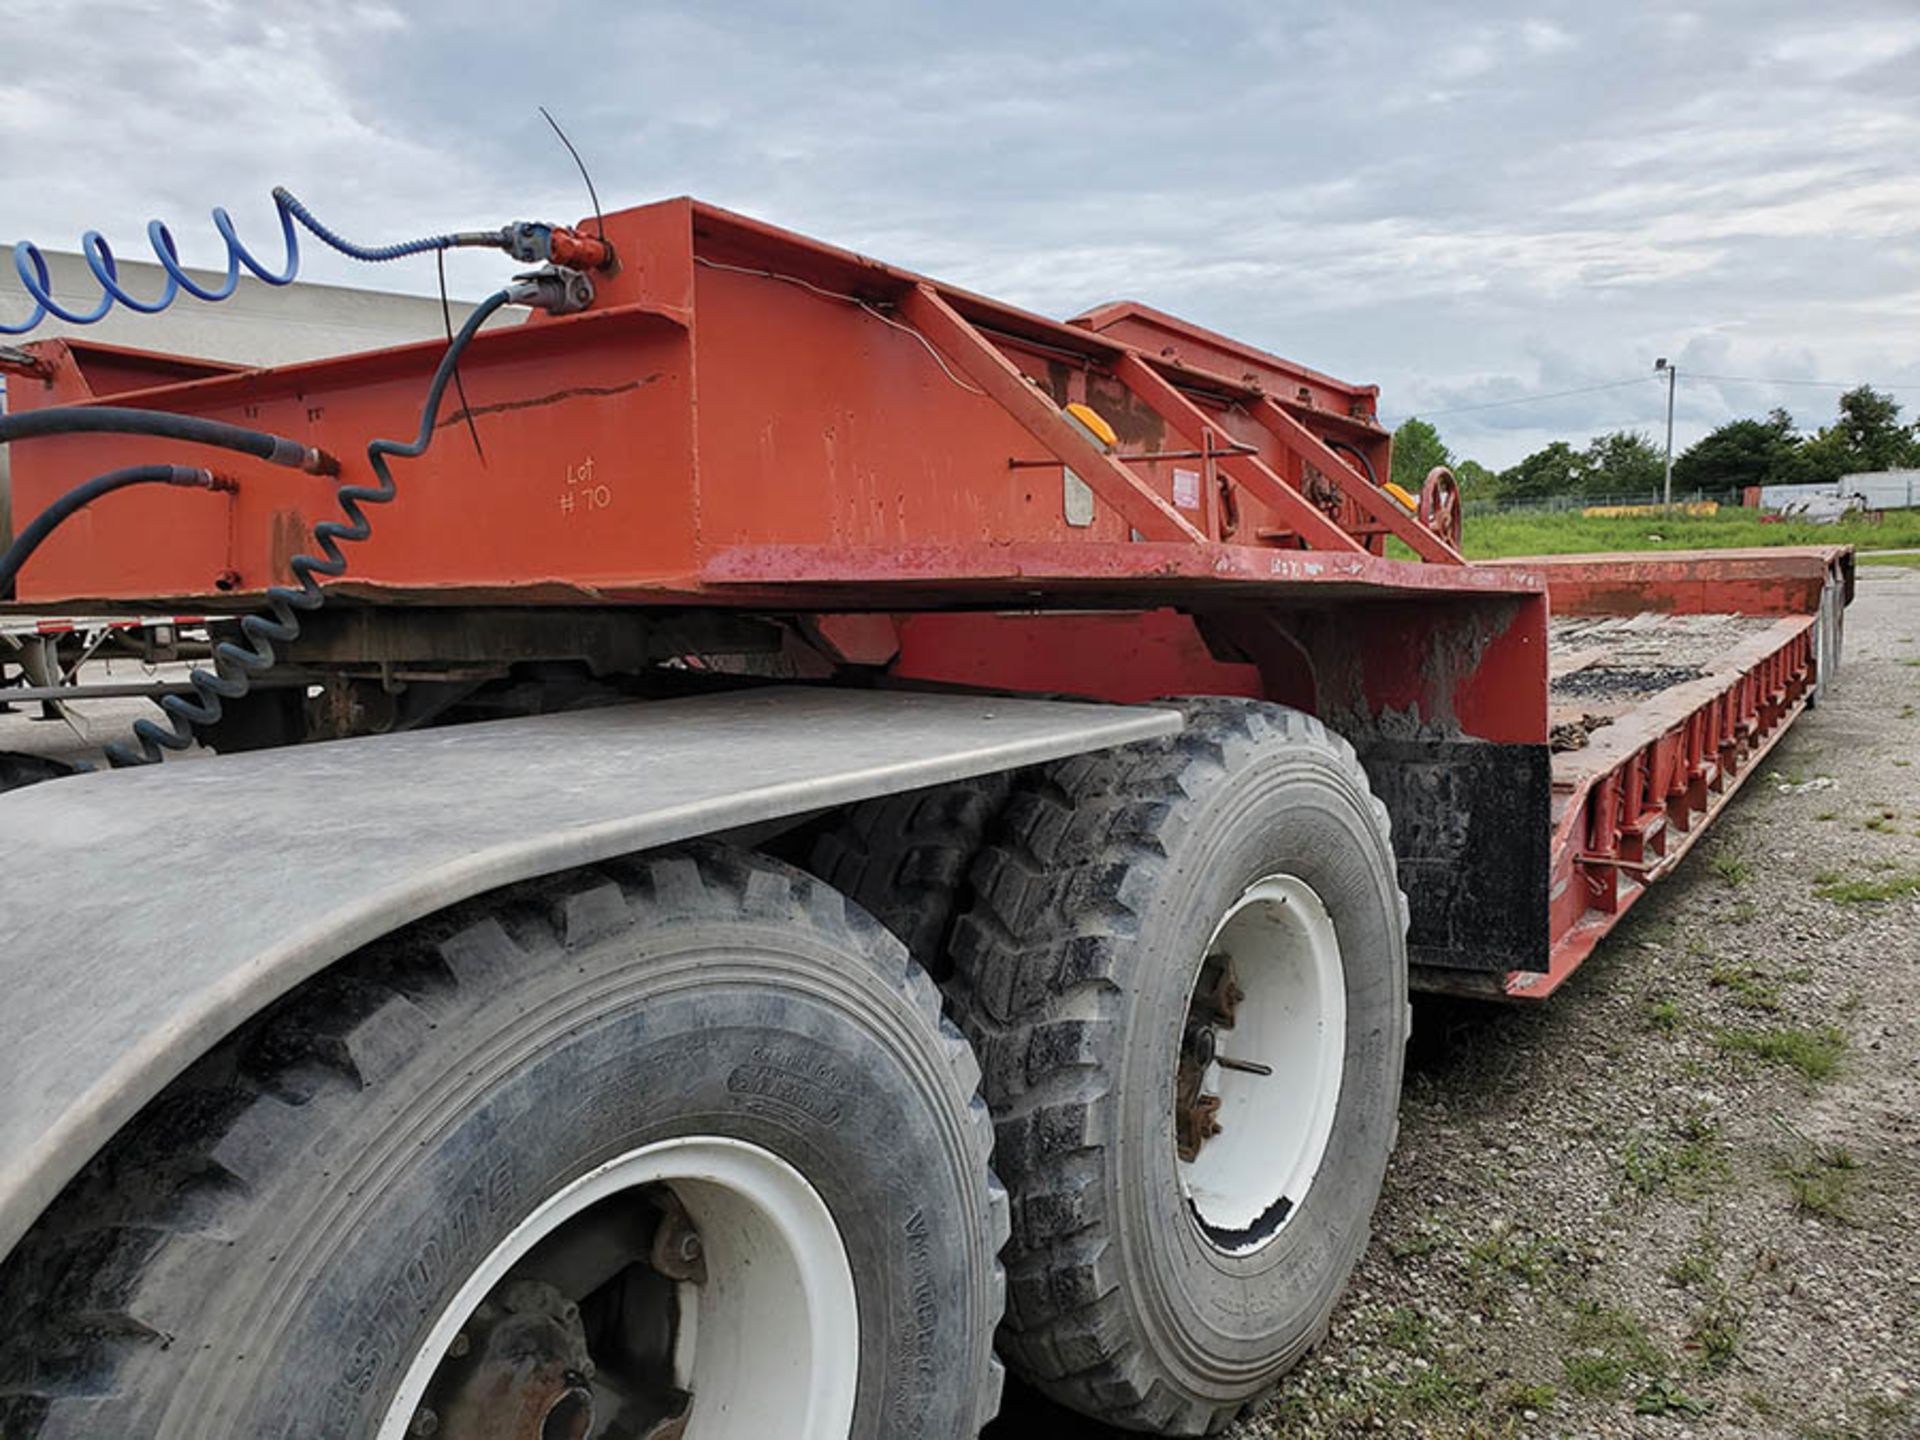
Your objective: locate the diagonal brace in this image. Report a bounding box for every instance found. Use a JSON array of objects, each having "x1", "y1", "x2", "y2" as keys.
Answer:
[
  {"x1": 896, "y1": 285, "x2": 1205, "y2": 543},
  {"x1": 1111, "y1": 354, "x2": 1364, "y2": 553}
]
